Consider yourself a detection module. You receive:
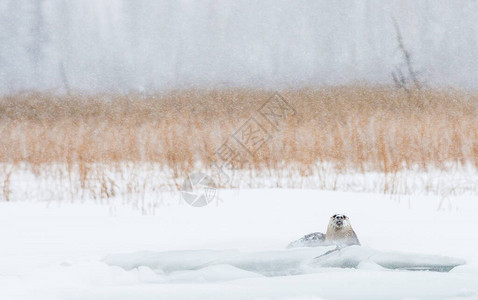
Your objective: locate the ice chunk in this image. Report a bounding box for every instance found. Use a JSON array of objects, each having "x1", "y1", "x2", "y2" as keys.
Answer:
[
  {"x1": 105, "y1": 246, "x2": 464, "y2": 280},
  {"x1": 287, "y1": 232, "x2": 327, "y2": 248},
  {"x1": 103, "y1": 248, "x2": 332, "y2": 277},
  {"x1": 312, "y1": 246, "x2": 465, "y2": 272},
  {"x1": 168, "y1": 264, "x2": 263, "y2": 282}
]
